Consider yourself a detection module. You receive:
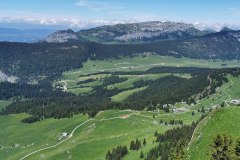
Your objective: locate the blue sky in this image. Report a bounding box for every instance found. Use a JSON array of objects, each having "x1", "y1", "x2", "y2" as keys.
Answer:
[{"x1": 0, "y1": 0, "x2": 240, "y2": 30}]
